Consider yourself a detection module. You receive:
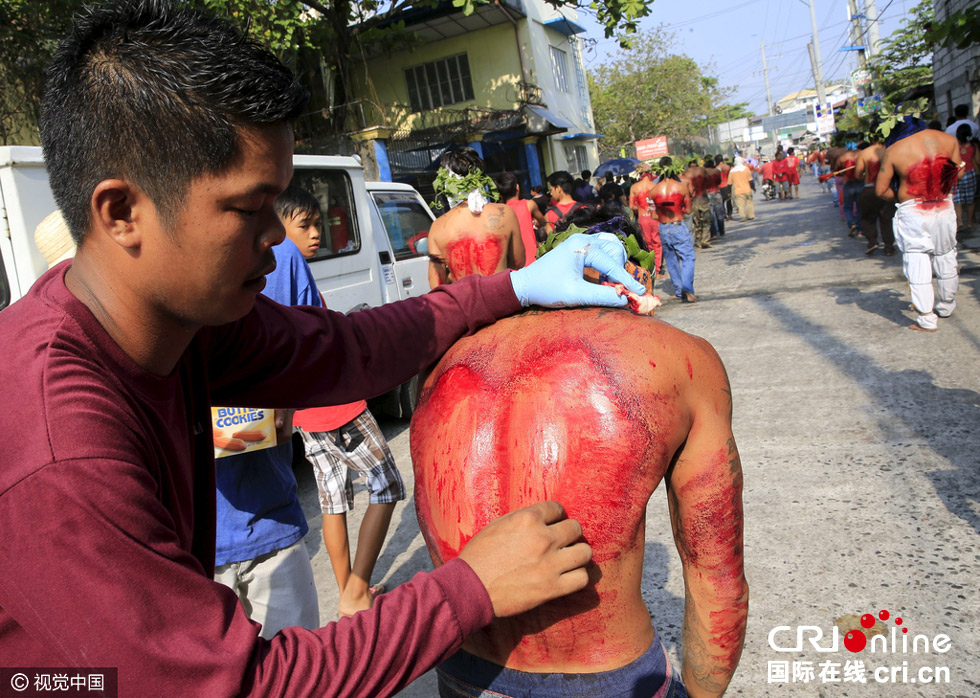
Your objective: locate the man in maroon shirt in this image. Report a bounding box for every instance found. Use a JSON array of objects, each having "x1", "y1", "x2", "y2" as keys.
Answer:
[{"x1": 0, "y1": 2, "x2": 647, "y2": 696}]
